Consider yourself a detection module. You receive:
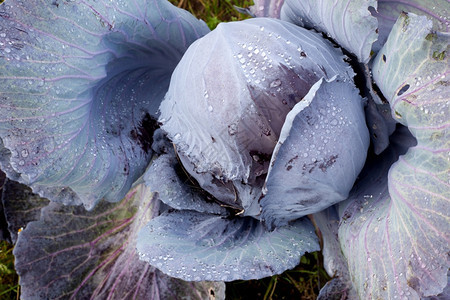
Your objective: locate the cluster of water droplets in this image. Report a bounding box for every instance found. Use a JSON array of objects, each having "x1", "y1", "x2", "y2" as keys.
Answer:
[
  {"x1": 137, "y1": 215, "x2": 318, "y2": 282},
  {"x1": 232, "y1": 26, "x2": 309, "y2": 88}
]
